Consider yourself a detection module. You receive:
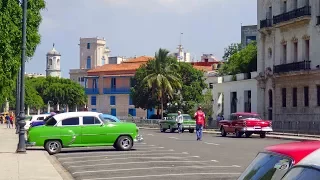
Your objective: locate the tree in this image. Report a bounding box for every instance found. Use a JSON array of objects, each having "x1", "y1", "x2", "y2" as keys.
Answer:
[
  {"x1": 219, "y1": 41, "x2": 257, "y2": 75},
  {"x1": 0, "y1": 0, "x2": 46, "y2": 105},
  {"x1": 143, "y1": 48, "x2": 182, "y2": 119},
  {"x1": 222, "y1": 43, "x2": 242, "y2": 61},
  {"x1": 200, "y1": 90, "x2": 213, "y2": 118}
]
